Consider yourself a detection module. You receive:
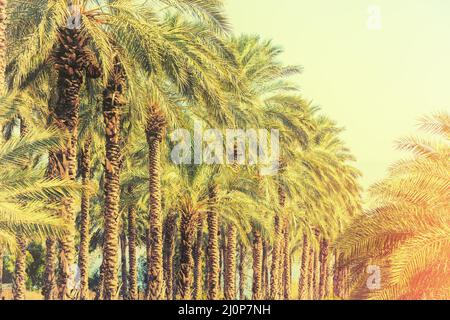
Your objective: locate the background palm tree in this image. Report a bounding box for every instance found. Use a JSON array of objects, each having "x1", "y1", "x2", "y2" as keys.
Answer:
[{"x1": 336, "y1": 112, "x2": 450, "y2": 300}]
